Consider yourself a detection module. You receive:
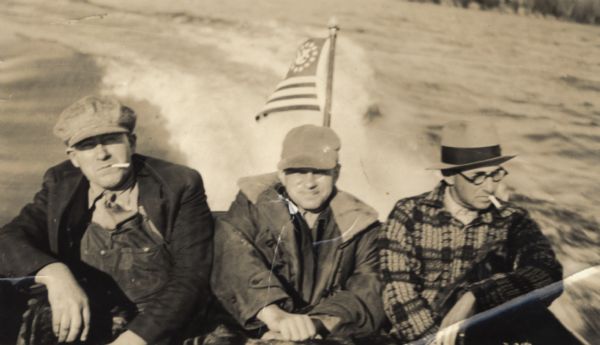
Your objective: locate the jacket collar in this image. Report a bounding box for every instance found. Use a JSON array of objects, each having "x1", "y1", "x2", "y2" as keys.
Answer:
[
  {"x1": 132, "y1": 155, "x2": 167, "y2": 234},
  {"x1": 238, "y1": 173, "x2": 379, "y2": 243}
]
